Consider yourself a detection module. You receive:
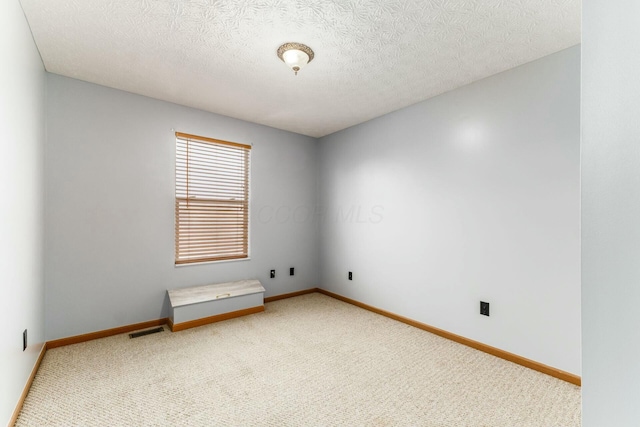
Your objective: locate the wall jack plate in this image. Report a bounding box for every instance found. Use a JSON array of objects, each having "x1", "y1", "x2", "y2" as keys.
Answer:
[
  {"x1": 348, "y1": 272, "x2": 353, "y2": 280},
  {"x1": 270, "y1": 270, "x2": 275, "y2": 279},
  {"x1": 289, "y1": 267, "x2": 294, "y2": 276},
  {"x1": 23, "y1": 329, "x2": 27, "y2": 351},
  {"x1": 480, "y1": 301, "x2": 490, "y2": 316}
]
